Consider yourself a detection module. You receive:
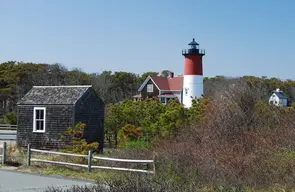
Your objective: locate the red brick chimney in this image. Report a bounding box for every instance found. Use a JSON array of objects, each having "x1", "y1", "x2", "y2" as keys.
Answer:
[{"x1": 169, "y1": 72, "x2": 174, "y2": 78}]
